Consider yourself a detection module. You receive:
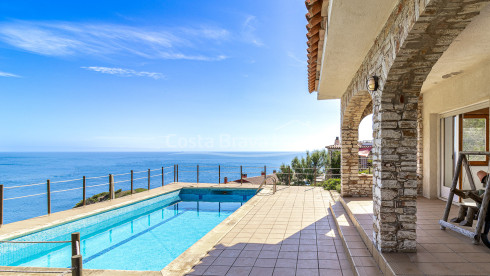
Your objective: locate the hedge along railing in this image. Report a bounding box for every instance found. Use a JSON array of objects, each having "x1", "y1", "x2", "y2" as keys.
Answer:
[{"x1": 273, "y1": 167, "x2": 341, "y2": 186}]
